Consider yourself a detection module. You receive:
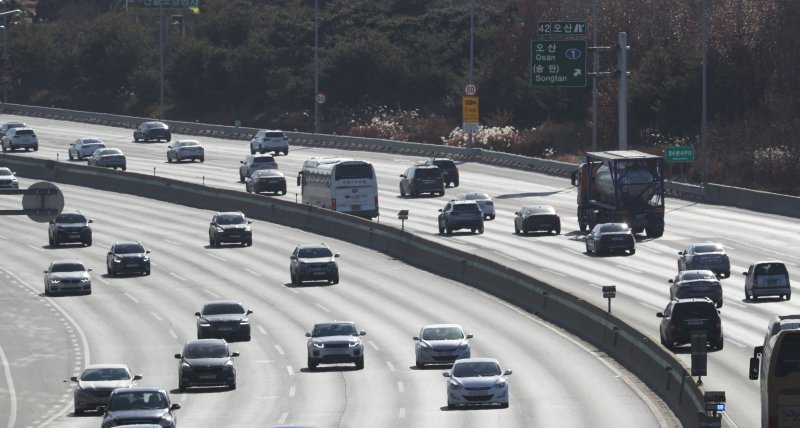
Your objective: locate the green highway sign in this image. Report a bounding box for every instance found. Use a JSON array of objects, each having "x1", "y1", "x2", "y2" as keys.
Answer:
[
  {"x1": 531, "y1": 40, "x2": 587, "y2": 88},
  {"x1": 537, "y1": 21, "x2": 587, "y2": 36},
  {"x1": 665, "y1": 146, "x2": 695, "y2": 162}
]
